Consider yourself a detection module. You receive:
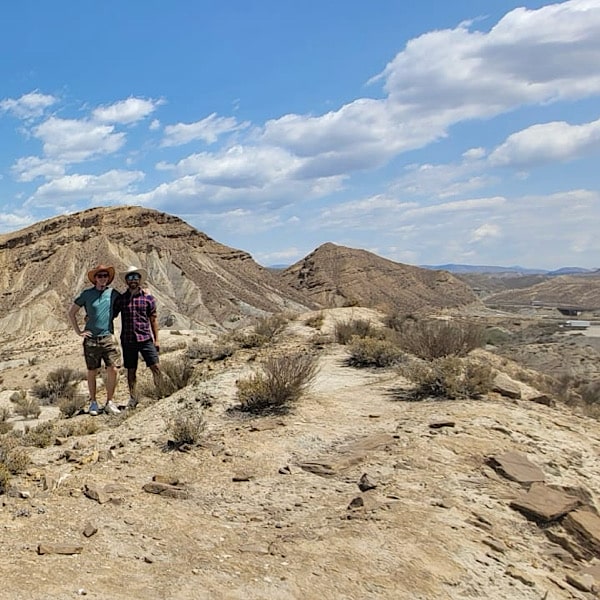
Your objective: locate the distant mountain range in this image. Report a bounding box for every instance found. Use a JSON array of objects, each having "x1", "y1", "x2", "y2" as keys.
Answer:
[{"x1": 422, "y1": 264, "x2": 597, "y2": 276}]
